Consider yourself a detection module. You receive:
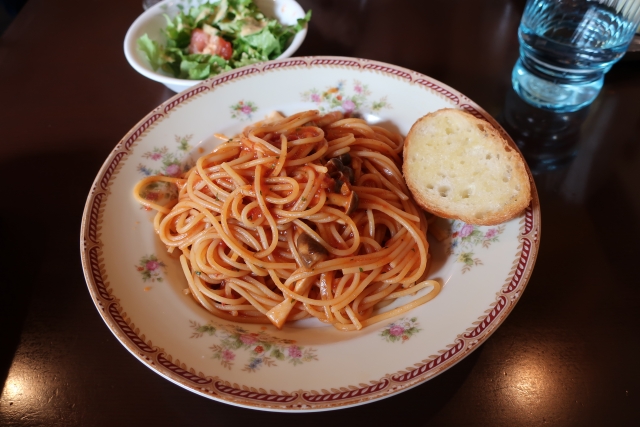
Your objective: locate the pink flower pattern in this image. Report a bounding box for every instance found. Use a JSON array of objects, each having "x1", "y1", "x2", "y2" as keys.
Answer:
[
  {"x1": 341, "y1": 99, "x2": 356, "y2": 112},
  {"x1": 135, "y1": 254, "x2": 166, "y2": 282},
  {"x1": 222, "y1": 349, "x2": 235, "y2": 361},
  {"x1": 137, "y1": 135, "x2": 193, "y2": 178},
  {"x1": 301, "y1": 80, "x2": 390, "y2": 114},
  {"x1": 449, "y1": 220, "x2": 506, "y2": 273},
  {"x1": 230, "y1": 100, "x2": 258, "y2": 120},
  {"x1": 381, "y1": 318, "x2": 421, "y2": 343},
  {"x1": 288, "y1": 345, "x2": 302, "y2": 358},
  {"x1": 190, "y1": 321, "x2": 318, "y2": 372},
  {"x1": 459, "y1": 224, "x2": 474, "y2": 238},
  {"x1": 165, "y1": 164, "x2": 181, "y2": 177},
  {"x1": 240, "y1": 334, "x2": 258, "y2": 345},
  {"x1": 485, "y1": 228, "x2": 497, "y2": 239},
  {"x1": 389, "y1": 325, "x2": 405, "y2": 336}
]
